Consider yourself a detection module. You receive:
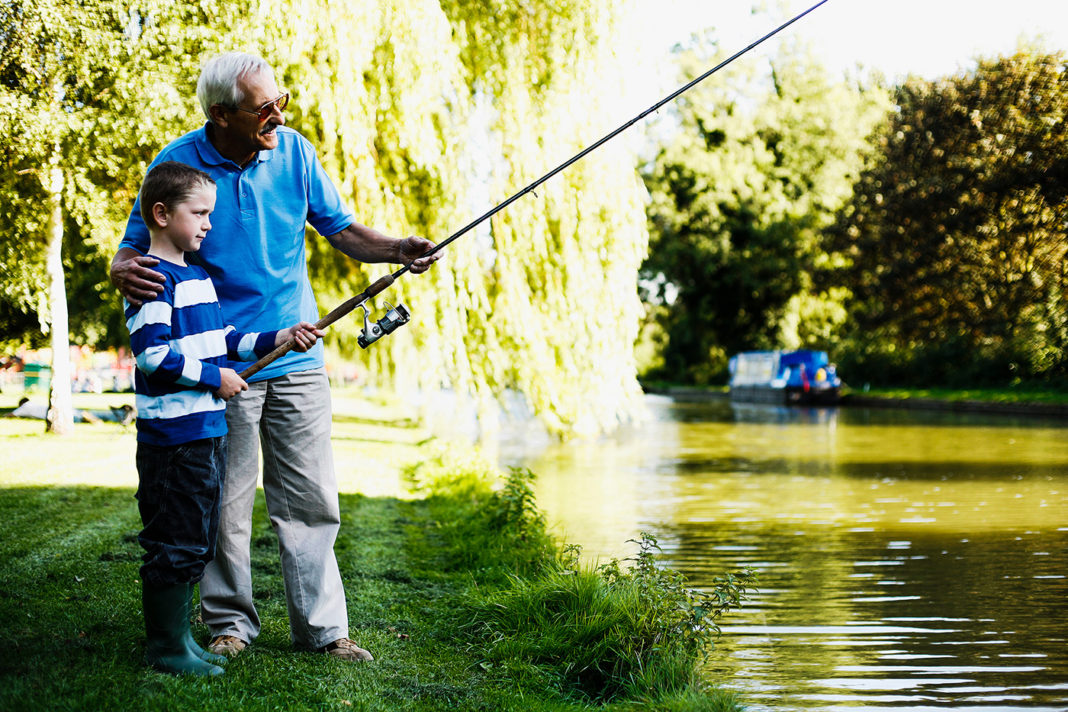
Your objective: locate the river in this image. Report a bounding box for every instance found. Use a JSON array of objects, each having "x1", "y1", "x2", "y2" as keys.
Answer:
[{"x1": 497, "y1": 395, "x2": 1068, "y2": 711}]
